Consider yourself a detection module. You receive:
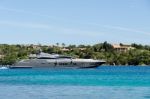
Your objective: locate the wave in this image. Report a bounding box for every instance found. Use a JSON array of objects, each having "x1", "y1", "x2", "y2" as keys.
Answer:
[{"x1": 0, "y1": 67, "x2": 8, "y2": 69}]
